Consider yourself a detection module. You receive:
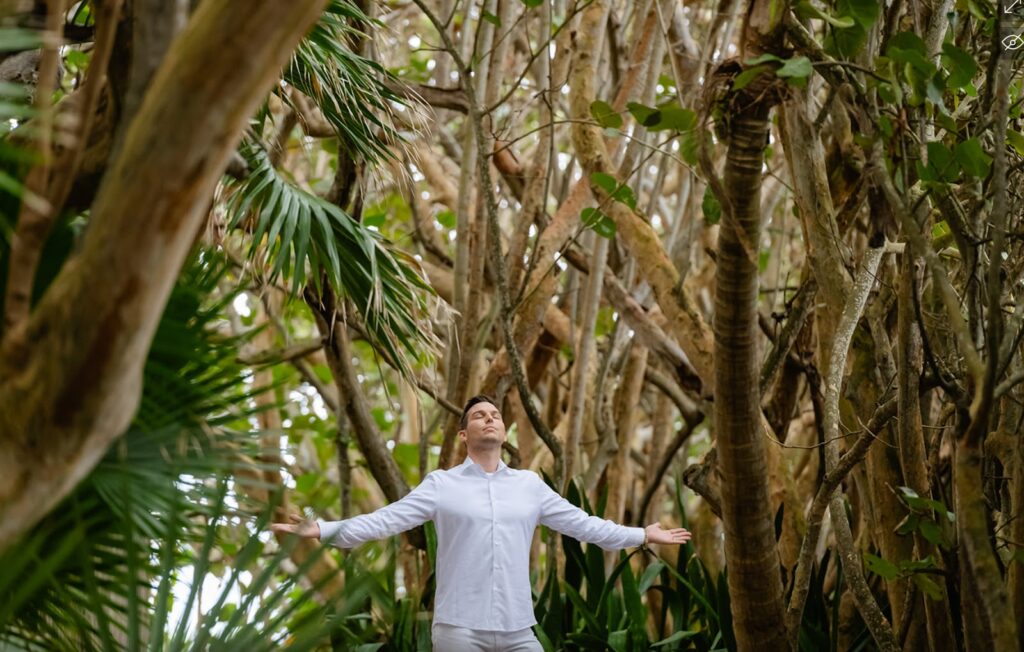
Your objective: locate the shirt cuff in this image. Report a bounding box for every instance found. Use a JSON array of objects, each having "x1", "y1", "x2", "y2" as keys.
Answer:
[
  {"x1": 630, "y1": 526, "x2": 646, "y2": 548},
  {"x1": 317, "y1": 519, "x2": 343, "y2": 545}
]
